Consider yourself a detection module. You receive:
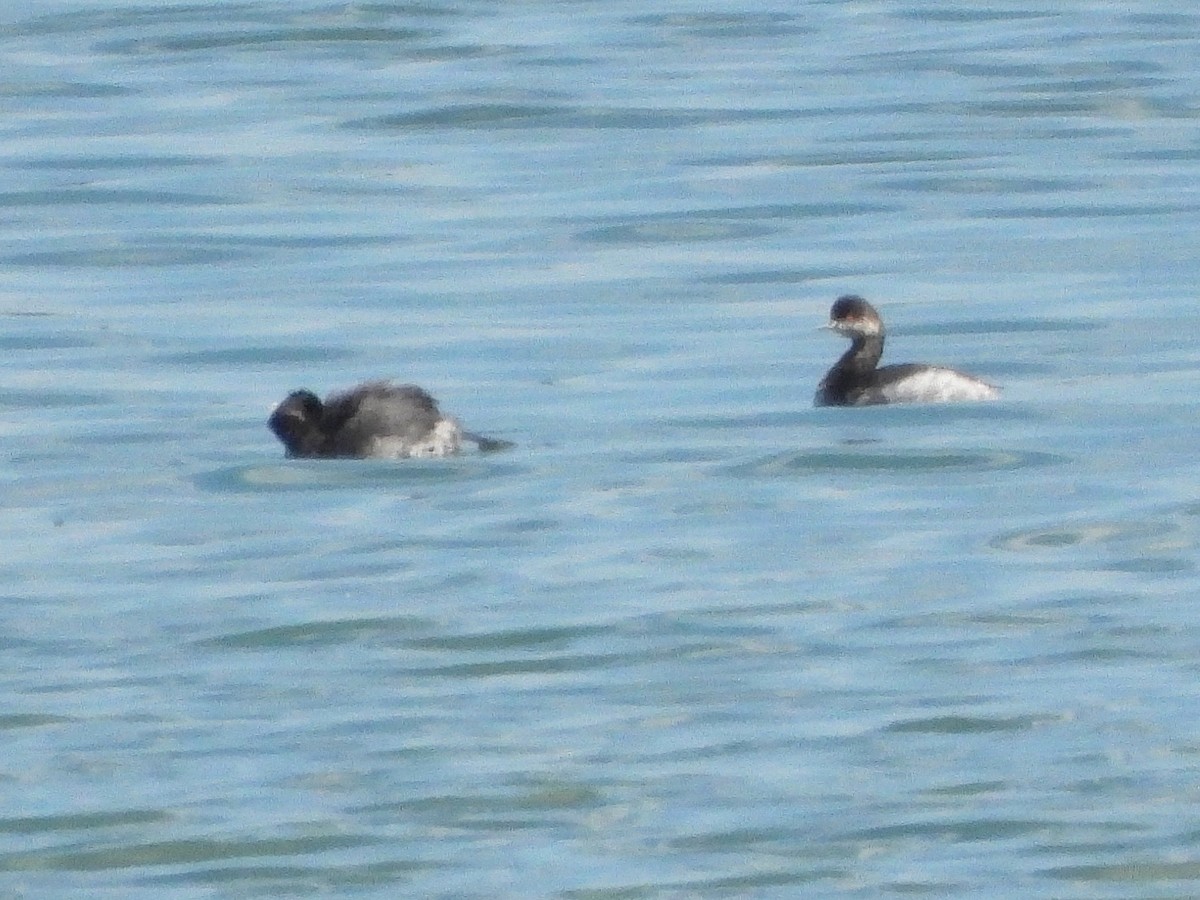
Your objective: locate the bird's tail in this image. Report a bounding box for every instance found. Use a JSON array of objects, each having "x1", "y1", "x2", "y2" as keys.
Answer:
[{"x1": 464, "y1": 432, "x2": 514, "y2": 453}]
